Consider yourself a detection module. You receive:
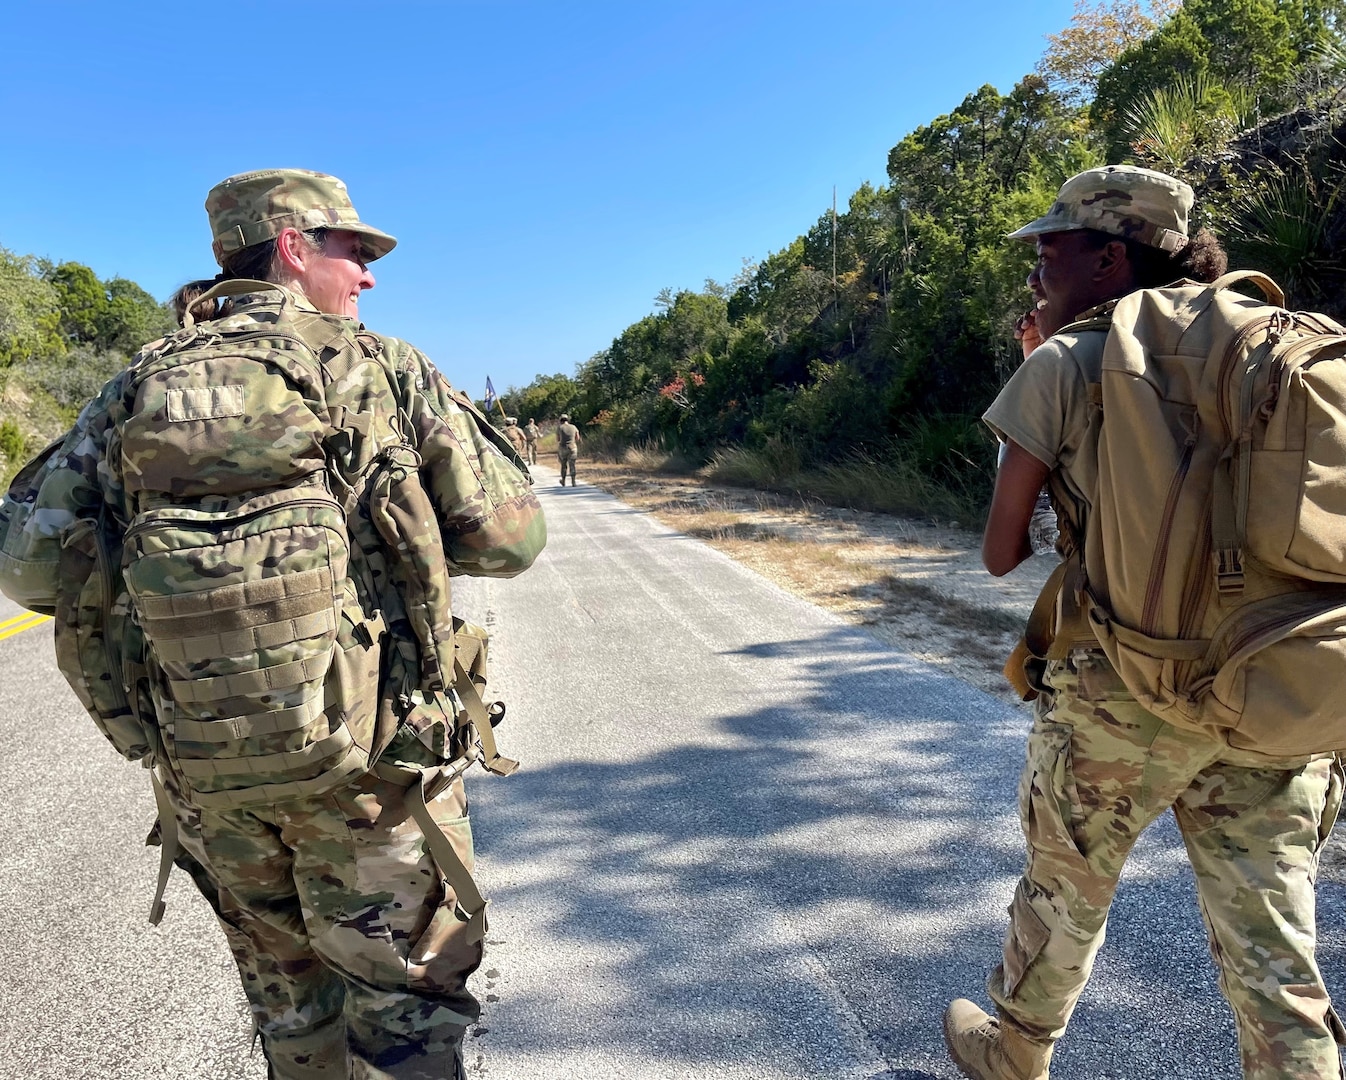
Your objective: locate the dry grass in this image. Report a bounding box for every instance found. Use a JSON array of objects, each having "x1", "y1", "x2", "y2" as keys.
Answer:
[
  {"x1": 578, "y1": 459, "x2": 1042, "y2": 699},
  {"x1": 573, "y1": 457, "x2": 1346, "y2": 879},
  {"x1": 576, "y1": 457, "x2": 1346, "y2": 878}
]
